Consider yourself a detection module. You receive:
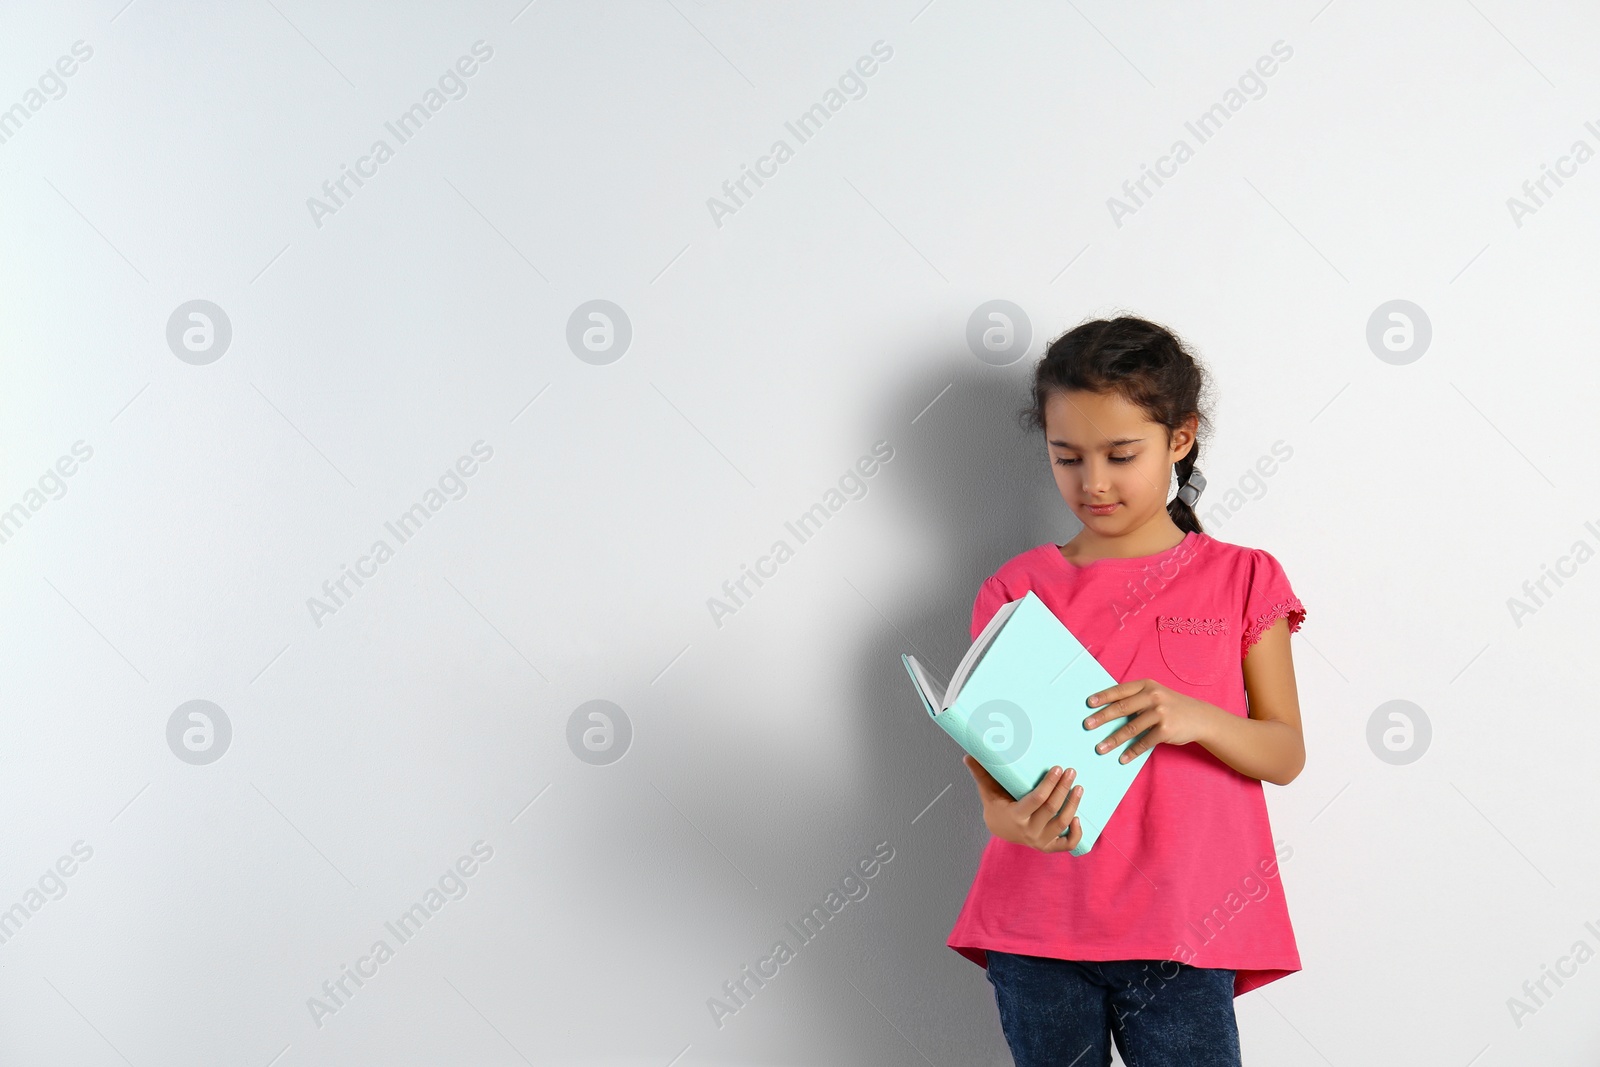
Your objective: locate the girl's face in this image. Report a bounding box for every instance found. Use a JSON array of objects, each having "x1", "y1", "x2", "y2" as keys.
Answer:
[{"x1": 1042, "y1": 389, "x2": 1195, "y2": 533}]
